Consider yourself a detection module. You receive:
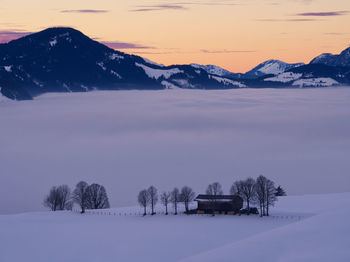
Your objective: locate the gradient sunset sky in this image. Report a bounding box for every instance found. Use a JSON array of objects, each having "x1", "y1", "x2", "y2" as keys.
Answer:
[{"x1": 1, "y1": 0, "x2": 349, "y2": 72}]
